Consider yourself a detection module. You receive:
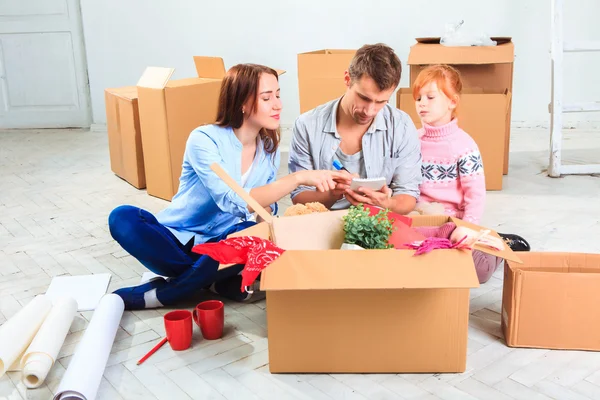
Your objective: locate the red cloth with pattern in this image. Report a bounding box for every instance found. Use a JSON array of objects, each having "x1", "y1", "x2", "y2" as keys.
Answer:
[{"x1": 191, "y1": 236, "x2": 285, "y2": 293}]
